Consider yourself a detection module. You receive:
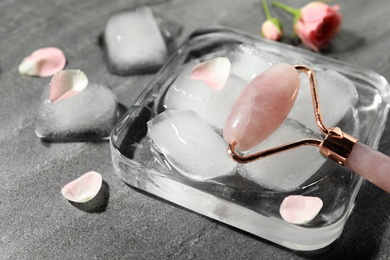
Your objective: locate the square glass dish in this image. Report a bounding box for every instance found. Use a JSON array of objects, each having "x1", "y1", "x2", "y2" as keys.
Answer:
[{"x1": 110, "y1": 27, "x2": 390, "y2": 251}]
